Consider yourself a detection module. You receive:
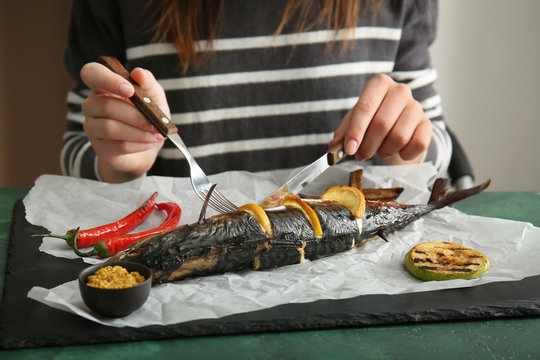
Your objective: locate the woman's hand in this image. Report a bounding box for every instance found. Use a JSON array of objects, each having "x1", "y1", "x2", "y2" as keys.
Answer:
[
  {"x1": 80, "y1": 62, "x2": 169, "y2": 183},
  {"x1": 330, "y1": 74, "x2": 432, "y2": 165}
]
